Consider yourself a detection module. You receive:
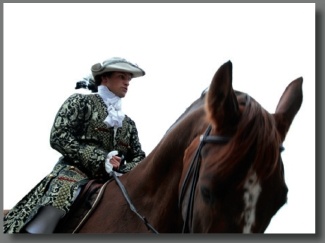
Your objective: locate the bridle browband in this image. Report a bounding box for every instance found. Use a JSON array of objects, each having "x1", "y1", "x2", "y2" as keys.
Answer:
[{"x1": 178, "y1": 125, "x2": 231, "y2": 233}]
